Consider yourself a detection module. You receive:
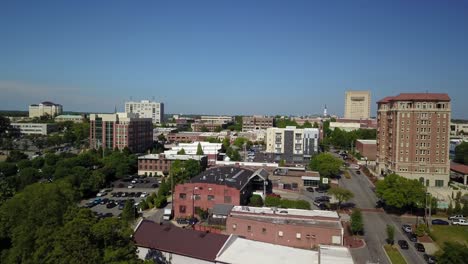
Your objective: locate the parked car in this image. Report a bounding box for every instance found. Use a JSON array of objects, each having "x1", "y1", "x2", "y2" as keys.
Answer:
[
  {"x1": 398, "y1": 240, "x2": 409, "y2": 249},
  {"x1": 423, "y1": 254, "x2": 436, "y2": 264},
  {"x1": 313, "y1": 201, "x2": 323, "y2": 207},
  {"x1": 448, "y1": 215, "x2": 465, "y2": 220},
  {"x1": 375, "y1": 200, "x2": 385, "y2": 208},
  {"x1": 356, "y1": 170, "x2": 361, "y2": 175},
  {"x1": 140, "y1": 192, "x2": 148, "y2": 198},
  {"x1": 100, "y1": 198, "x2": 109, "y2": 204},
  {"x1": 452, "y1": 218, "x2": 468, "y2": 226},
  {"x1": 315, "y1": 196, "x2": 330, "y2": 202},
  {"x1": 118, "y1": 204, "x2": 125, "y2": 210},
  {"x1": 402, "y1": 224, "x2": 412, "y2": 233},
  {"x1": 106, "y1": 202, "x2": 116, "y2": 209},
  {"x1": 151, "y1": 183, "x2": 159, "y2": 188},
  {"x1": 414, "y1": 243, "x2": 426, "y2": 252},
  {"x1": 407, "y1": 232, "x2": 417, "y2": 242},
  {"x1": 306, "y1": 187, "x2": 314, "y2": 192},
  {"x1": 128, "y1": 185, "x2": 135, "y2": 189},
  {"x1": 431, "y1": 219, "x2": 449, "y2": 225},
  {"x1": 96, "y1": 192, "x2": 107, "y2": 197}
]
